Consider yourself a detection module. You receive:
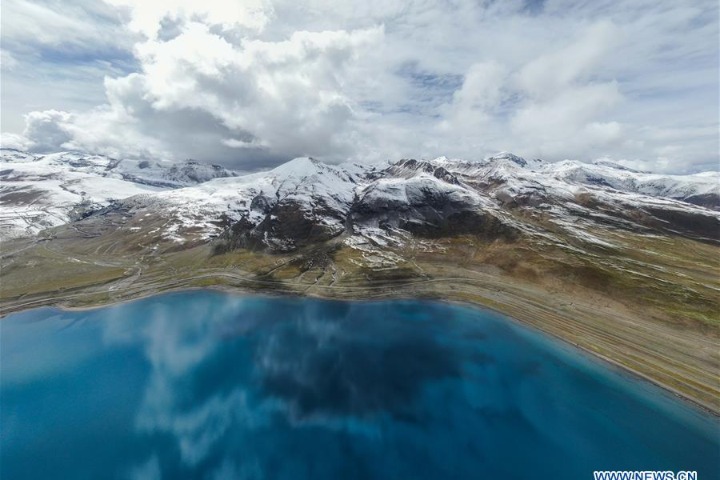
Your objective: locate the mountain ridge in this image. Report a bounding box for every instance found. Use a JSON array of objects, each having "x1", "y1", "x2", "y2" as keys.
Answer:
[{"x1": 3, "y1": 148, "x2": 717, "y2": 247}]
